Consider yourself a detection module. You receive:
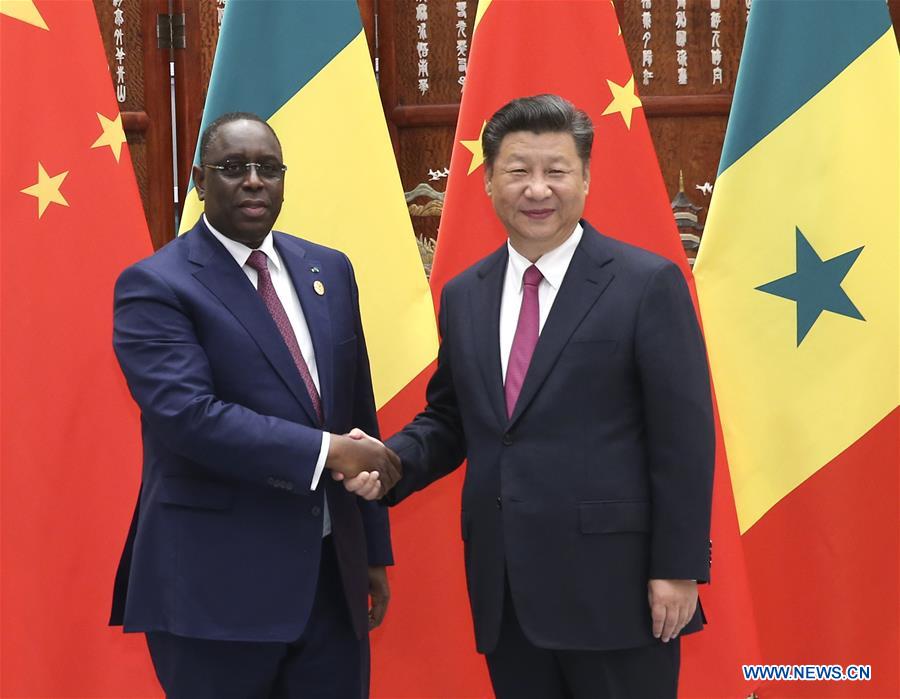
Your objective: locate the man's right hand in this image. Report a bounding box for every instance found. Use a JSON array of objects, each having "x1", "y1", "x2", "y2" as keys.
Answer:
[{"x1": 326, "y1": 431, "x2": 401, "y2": 491}]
